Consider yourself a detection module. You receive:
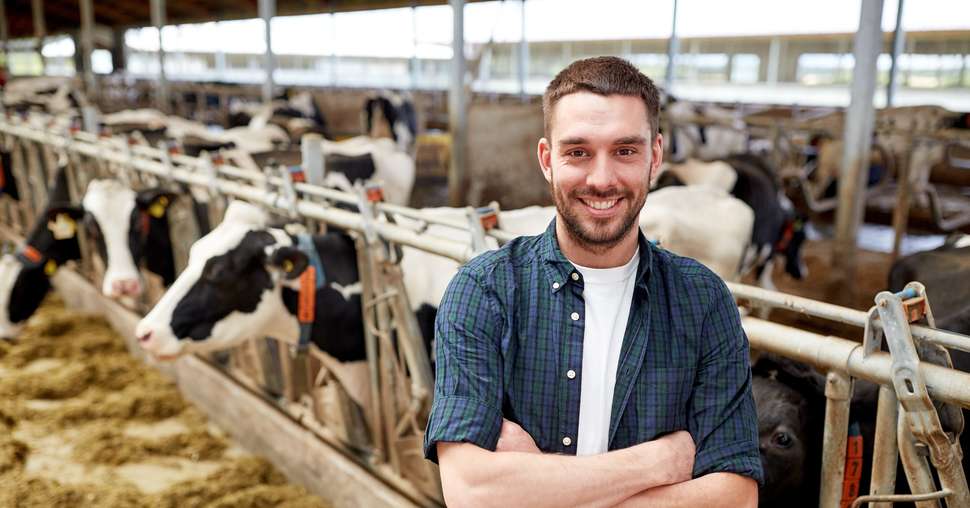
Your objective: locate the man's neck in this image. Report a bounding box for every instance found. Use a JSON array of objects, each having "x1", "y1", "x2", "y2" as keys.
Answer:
[{"x1": 555, "y1": 218, "x2": 639, "y2": 269}]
